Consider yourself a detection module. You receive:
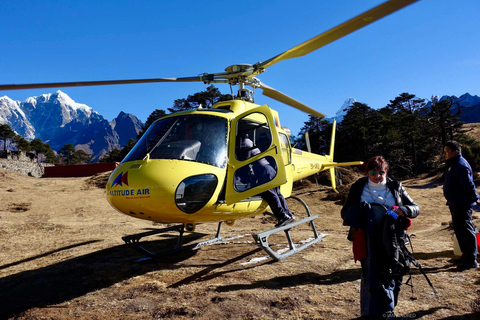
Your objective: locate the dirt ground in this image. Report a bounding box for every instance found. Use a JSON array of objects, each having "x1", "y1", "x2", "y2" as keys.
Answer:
[
  {"x1": 464, "y1": 123, "x2": 480, "y2": 140},
  {"x1": 0, "y1": 166, "x2": 479, "y2": 320}
]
